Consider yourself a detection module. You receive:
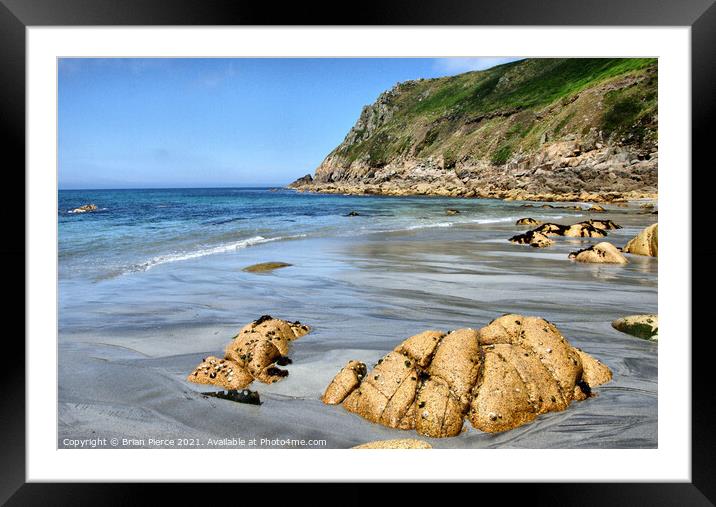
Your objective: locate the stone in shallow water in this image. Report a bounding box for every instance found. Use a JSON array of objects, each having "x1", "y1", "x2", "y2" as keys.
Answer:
[
  {"x1": 71, "y1": 204, "x2": 98, "y2": 213},
  {"x1": 612, "y1": 314, "x2": 658, "y2": 340},
  {"x1": 623, "y1": 223, "x2": 658, "y2": 257},
  {"x1": 508, "y1": 230, "x2": 554, "y2": 248},
  {"x1": 516, "y1": 217, "x2": 540, "y2": 227},
  {"x1": 242, "y1": 262, "x2": 293, "y2": 273},
  {"x1": 569, "y1": 242, "x2": 628, "y2": 264}
]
